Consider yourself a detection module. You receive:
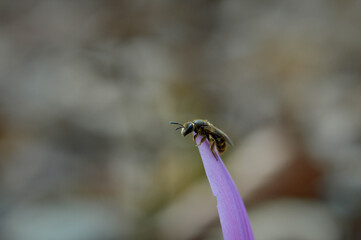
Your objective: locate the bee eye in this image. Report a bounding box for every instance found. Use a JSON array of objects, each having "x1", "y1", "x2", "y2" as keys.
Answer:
[{"x1": 181, "y1": 123, "x2": 194, "y2": 136}]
